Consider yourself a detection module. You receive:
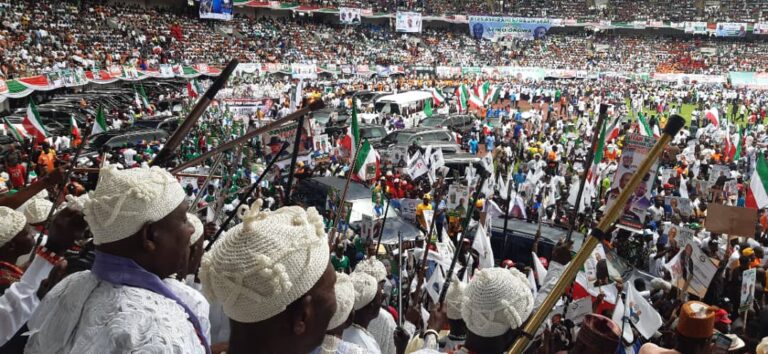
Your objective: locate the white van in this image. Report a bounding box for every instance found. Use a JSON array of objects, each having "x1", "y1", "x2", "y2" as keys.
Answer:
[{"x1": 371, "y1": 91, "x2": 433, "y2": 128}]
